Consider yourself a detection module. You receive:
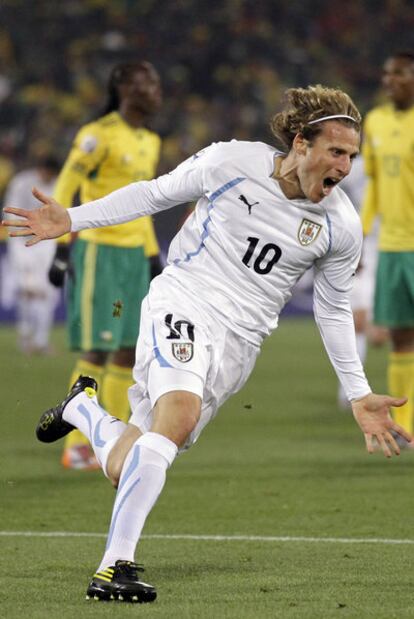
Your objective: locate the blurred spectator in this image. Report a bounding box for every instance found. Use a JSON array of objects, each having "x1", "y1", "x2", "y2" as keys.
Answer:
[
  {"x1": 1, "y1": 0, "x2": 412, "y2": 175},
  {"x1": 3, "y1": 156, "x2": 60, "y2": 354}
]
